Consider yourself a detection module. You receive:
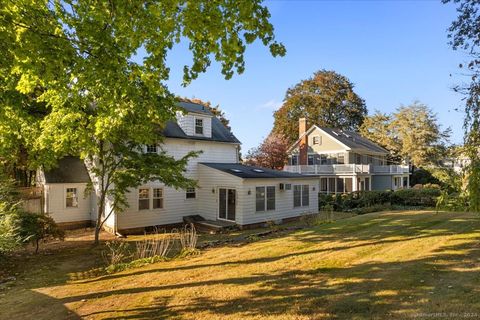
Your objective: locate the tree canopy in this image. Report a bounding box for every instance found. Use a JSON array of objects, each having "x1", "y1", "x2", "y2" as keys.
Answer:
[
  {"x1": 359, "y1": 102, "x2": 451, "y2": 167},
  {"x1": 244, "y1": 132, "x2": 289, "y2": 169},
  {"x1": 273, "y1": 70, "x2": 367, "y2": 143},
  {"x1": 443, "y1": 0, "x2": 480, "y2": 212},
  {"x1": 0, "y1": 1, "x2": 285, "y2": 242}
]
